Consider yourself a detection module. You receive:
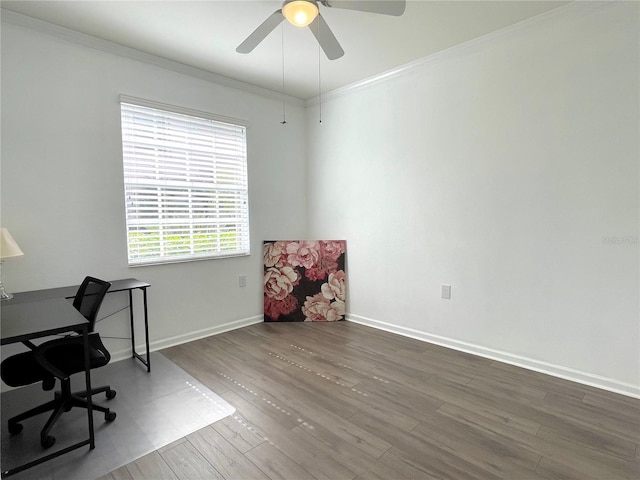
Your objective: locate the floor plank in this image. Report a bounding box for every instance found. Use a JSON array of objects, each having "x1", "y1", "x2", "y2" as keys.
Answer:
[
  {"x1": 95, "y1": 466, "x2": 134, "y2": 480},
  {"x1": 124, "y1": 451, "x2": 178, "y2": 480},
  {"x1": 187, "y1": 426, "x2": 271, "y2": 480},
  {"x1": 160, "y1": 441, "x2": 225, "y2": 479},
  {"x1": 220, "y1": 390, "x2": 358, "y2": 480},
  {"x1": 244, "y1": 442, "x2": 318, "y2": 480}
]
